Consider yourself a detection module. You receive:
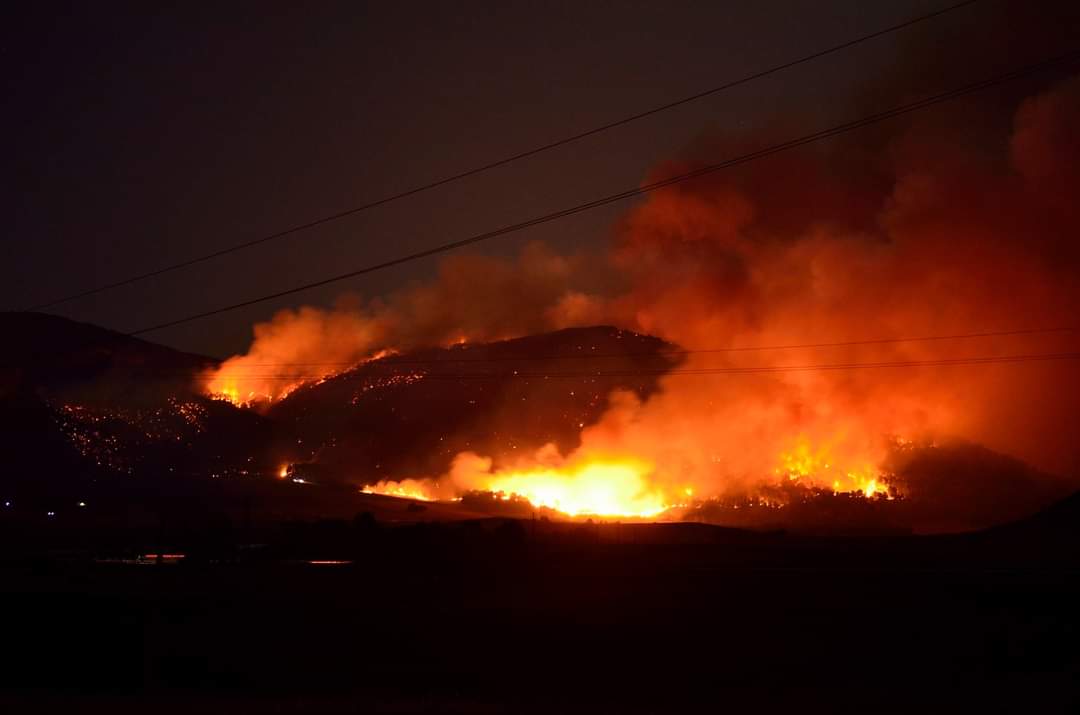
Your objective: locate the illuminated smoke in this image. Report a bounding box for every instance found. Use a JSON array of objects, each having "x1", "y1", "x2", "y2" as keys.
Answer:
[
  {"x1": 203, "y1": 243, "x2": 599, "y2": 404},
  {"x1": 230, "y1": 74, "x2": 1080, "y2": 519},
  {"x1": 203, "y1": 301, "x2": 393, "y2": 405}
]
